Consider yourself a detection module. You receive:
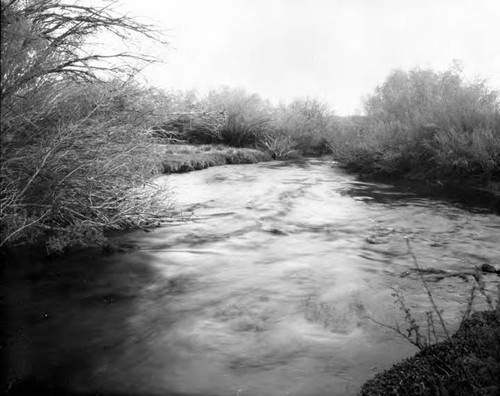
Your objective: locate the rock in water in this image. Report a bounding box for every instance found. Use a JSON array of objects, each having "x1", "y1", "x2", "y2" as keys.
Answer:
[{"x1": 480, "y1": 263, "x2": 498, "y2": 273}]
